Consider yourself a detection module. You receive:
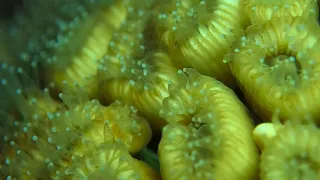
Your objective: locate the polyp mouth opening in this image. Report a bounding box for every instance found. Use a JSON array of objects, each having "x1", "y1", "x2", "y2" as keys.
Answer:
[{"x1": 264, "y1": 52, "x2": 303, "y2": 87}]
